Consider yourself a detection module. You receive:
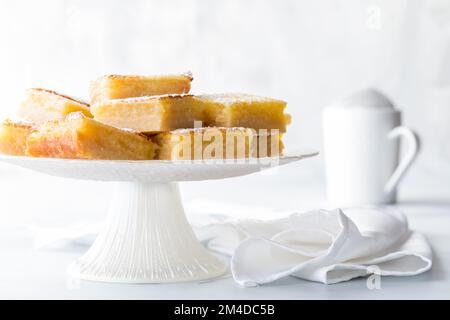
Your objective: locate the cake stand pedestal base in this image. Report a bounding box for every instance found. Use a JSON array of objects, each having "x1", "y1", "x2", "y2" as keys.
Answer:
[{"x1": 68, "y1": 182, "x2": 226, "y2": 283}]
